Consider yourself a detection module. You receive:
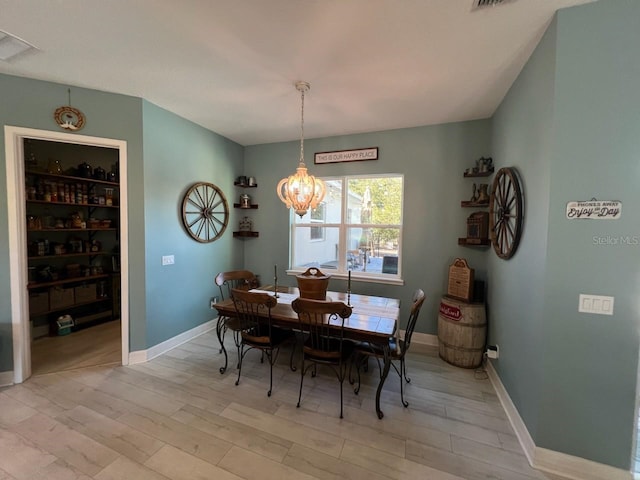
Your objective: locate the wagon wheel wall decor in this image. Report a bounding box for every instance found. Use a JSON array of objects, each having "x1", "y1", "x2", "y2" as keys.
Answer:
[
  {"x1": 181, "y1": 182, "x2": 229, "y2": 243},
  {"x1": 489, "y1": 167, "x2": 523, "y2": 259}
]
